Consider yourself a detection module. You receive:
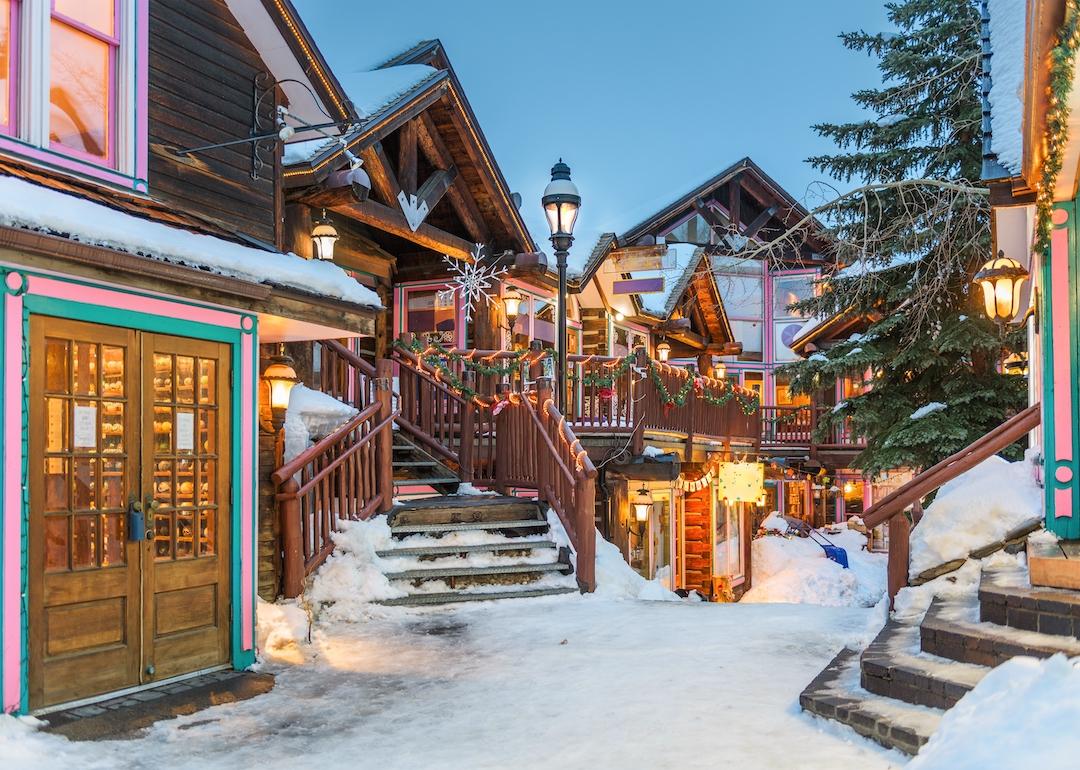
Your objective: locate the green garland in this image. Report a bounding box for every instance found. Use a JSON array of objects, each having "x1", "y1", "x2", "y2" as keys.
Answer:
[
  {"x1": 574, "y1": 354, "x2": 637, "y2": 388},
  {"x1": 1035, "y1": 0, "x2": 1080, "y2": 256},
  {"x1": 395, "y1": 338, "x2": 554, "y2": 381}
]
